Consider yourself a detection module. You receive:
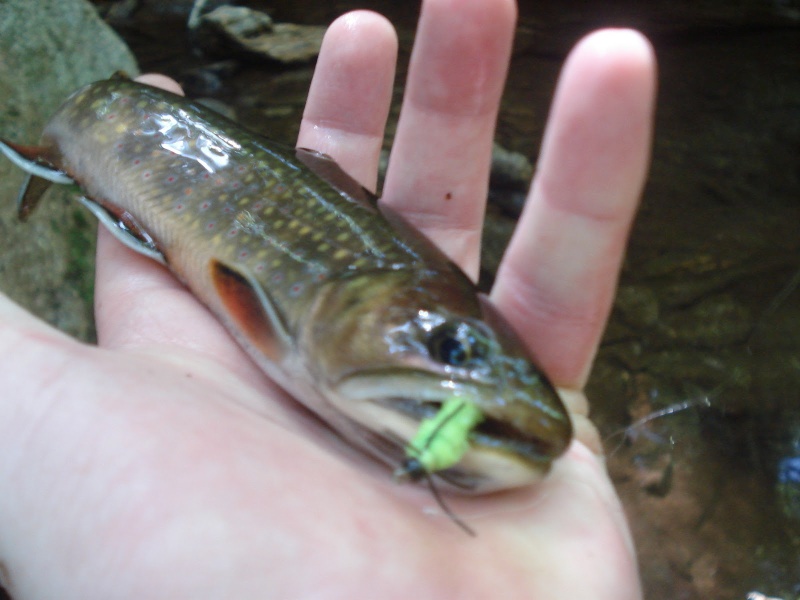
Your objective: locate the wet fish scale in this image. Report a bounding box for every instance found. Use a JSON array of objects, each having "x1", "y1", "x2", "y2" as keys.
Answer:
[{"x1": 45, "y1": 79, "x2": 422, "y2": 324}]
